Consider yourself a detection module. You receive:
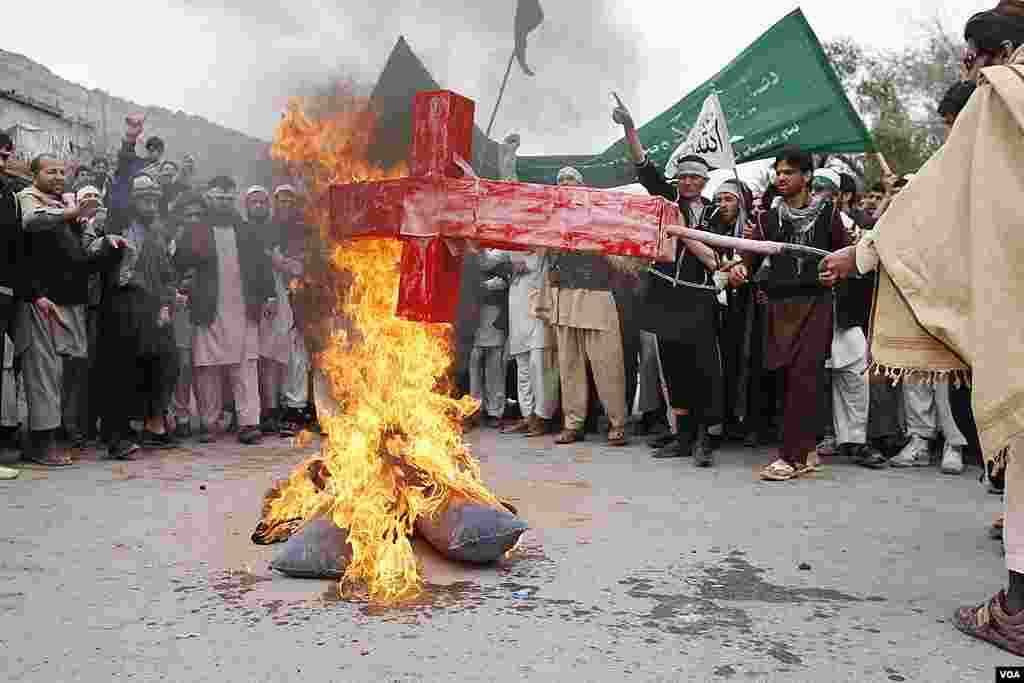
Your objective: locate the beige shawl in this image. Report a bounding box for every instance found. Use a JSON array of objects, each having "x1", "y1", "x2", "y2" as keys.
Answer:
[{"x1": 869, "y1": 53, "x2": 1024, "y2": 471}]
